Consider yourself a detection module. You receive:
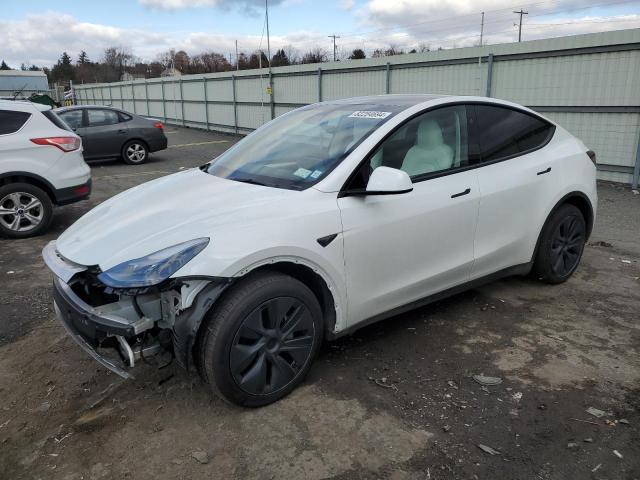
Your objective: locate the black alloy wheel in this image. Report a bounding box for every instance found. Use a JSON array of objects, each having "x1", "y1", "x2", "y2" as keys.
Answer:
[
  {"x1": 230, "y1": 297, "x2": 315, "y2": 395},
  {"x1": 549, "y1": 214, "x2": 585, "y2": 277},
  {"x1": 533, "y1": 203, "x2": 587, "y2": 284}
]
